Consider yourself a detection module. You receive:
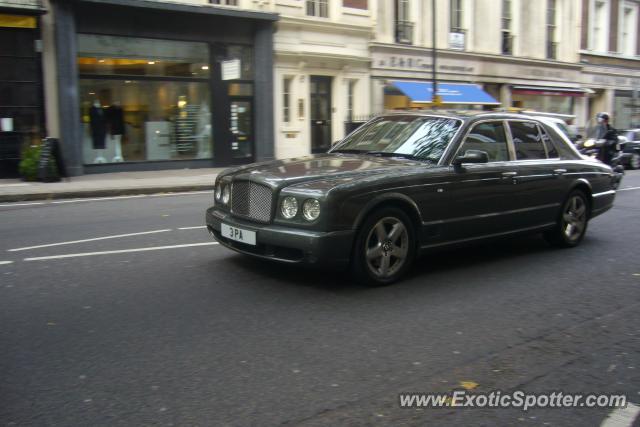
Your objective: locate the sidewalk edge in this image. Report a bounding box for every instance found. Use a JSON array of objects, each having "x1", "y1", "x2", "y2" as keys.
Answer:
[{"x1": 0, "y1": 184, "x2": 214, "y2": 203}]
